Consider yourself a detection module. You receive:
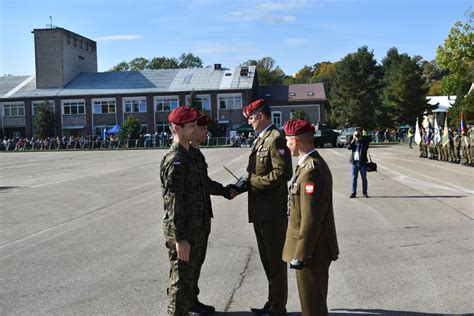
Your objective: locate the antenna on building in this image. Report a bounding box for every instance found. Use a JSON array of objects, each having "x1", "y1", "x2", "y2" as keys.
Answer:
[{"x1": 46, "y1": 16, "x2": 55, "y2": 29}]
